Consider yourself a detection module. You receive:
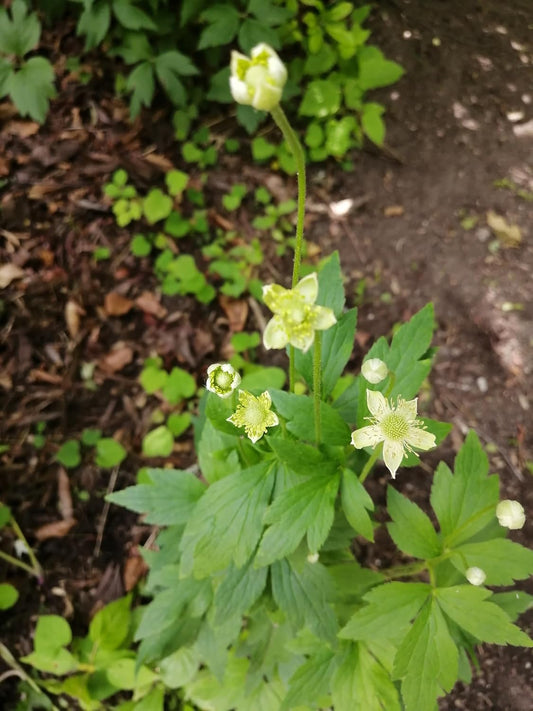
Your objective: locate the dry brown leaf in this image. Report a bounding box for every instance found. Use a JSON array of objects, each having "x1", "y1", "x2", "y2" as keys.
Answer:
[
  {"x1": 65, "y1": 300, "x2": 84, "y2": 338},
  {"x1": 219, "y1": 295, "x2": 249, "y2": 332},
  {"x1": 35, "y1": 518, "x2": 76, "y2": 541},
  {"x1": 99, "y1": 344, "x2": 134, "y2": 374},
  {"x1": 4, "y1": 120, "x2": 40, "y2": 137},
  {"x1": 136, "y1": 291, "x2": 167, "y2": 319},
  {"x1": 29, "y1": 182, "x2": 60, "y2": 199},
  {"x1": 0, "y1": 263, "x2": 25, "y2": 288},
  {"x1": 57, "y1": 467, "x2": 73, "y2": 521},
  {"x1": 486, "y1": 210, "x2": 522, "y2": 248},
  {"x1": 0, "y1": 156, "x2": 10, "y2": 176},
  {"x1": 144, "y1": 152, "x2": 175, "y2": 172},
  {"x1": 384, "y1": 205, "x2": 405, "y2": 217},
  {"x1": 123, "y1": 549, "x2": 149, "y2": 591},
  {"x1": 105, "y1": 291, "x2": 134, "y2": 316}
]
